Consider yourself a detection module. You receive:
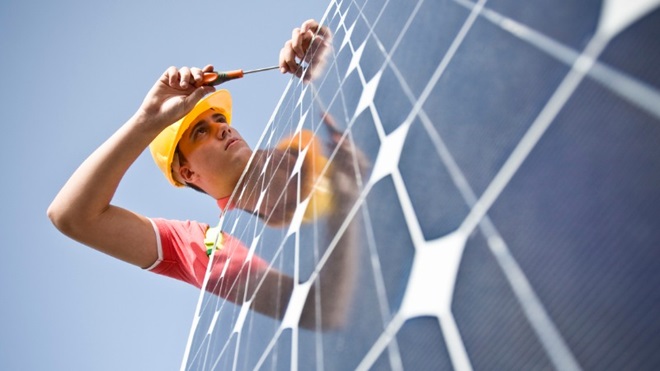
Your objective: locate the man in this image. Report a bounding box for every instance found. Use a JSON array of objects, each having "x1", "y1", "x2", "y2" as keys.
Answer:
[{"x1": 48, "y1": 19, "x2": 361, "y2": 330}]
